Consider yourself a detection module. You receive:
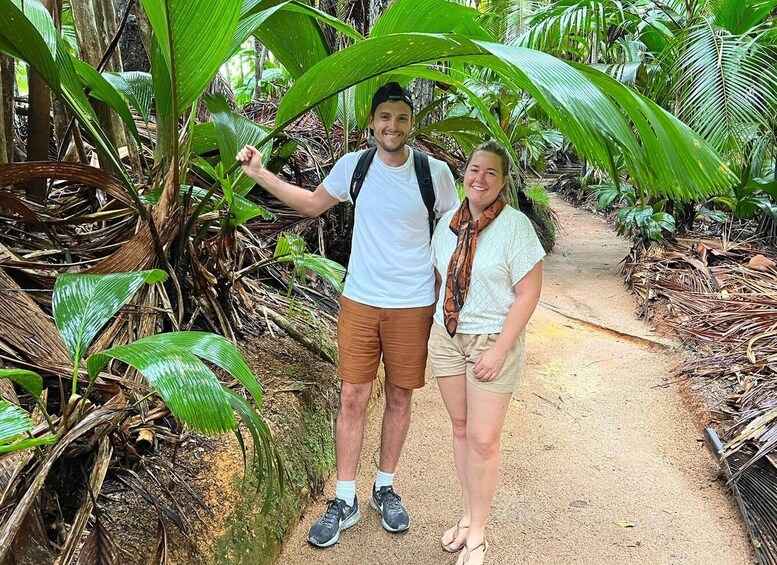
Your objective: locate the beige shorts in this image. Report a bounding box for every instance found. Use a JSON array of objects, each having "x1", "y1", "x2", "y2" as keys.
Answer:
[{"x1": 428, "y1": 322, "x2": 525, "y2": 394}]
